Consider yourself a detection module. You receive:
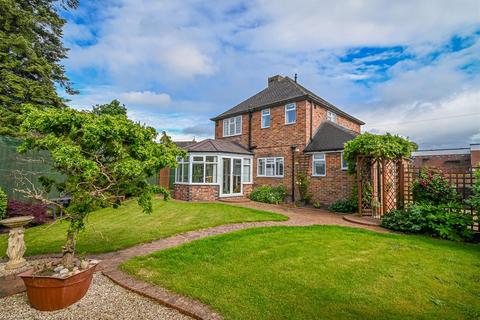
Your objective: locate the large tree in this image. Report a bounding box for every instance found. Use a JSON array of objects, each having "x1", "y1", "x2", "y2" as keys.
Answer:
[
  {"x1": 0, "y1": 0, "x2": 78, "y2": 136},
  {"x1": 17, "y1": 105, "x2": 184, "y2": 266}
]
